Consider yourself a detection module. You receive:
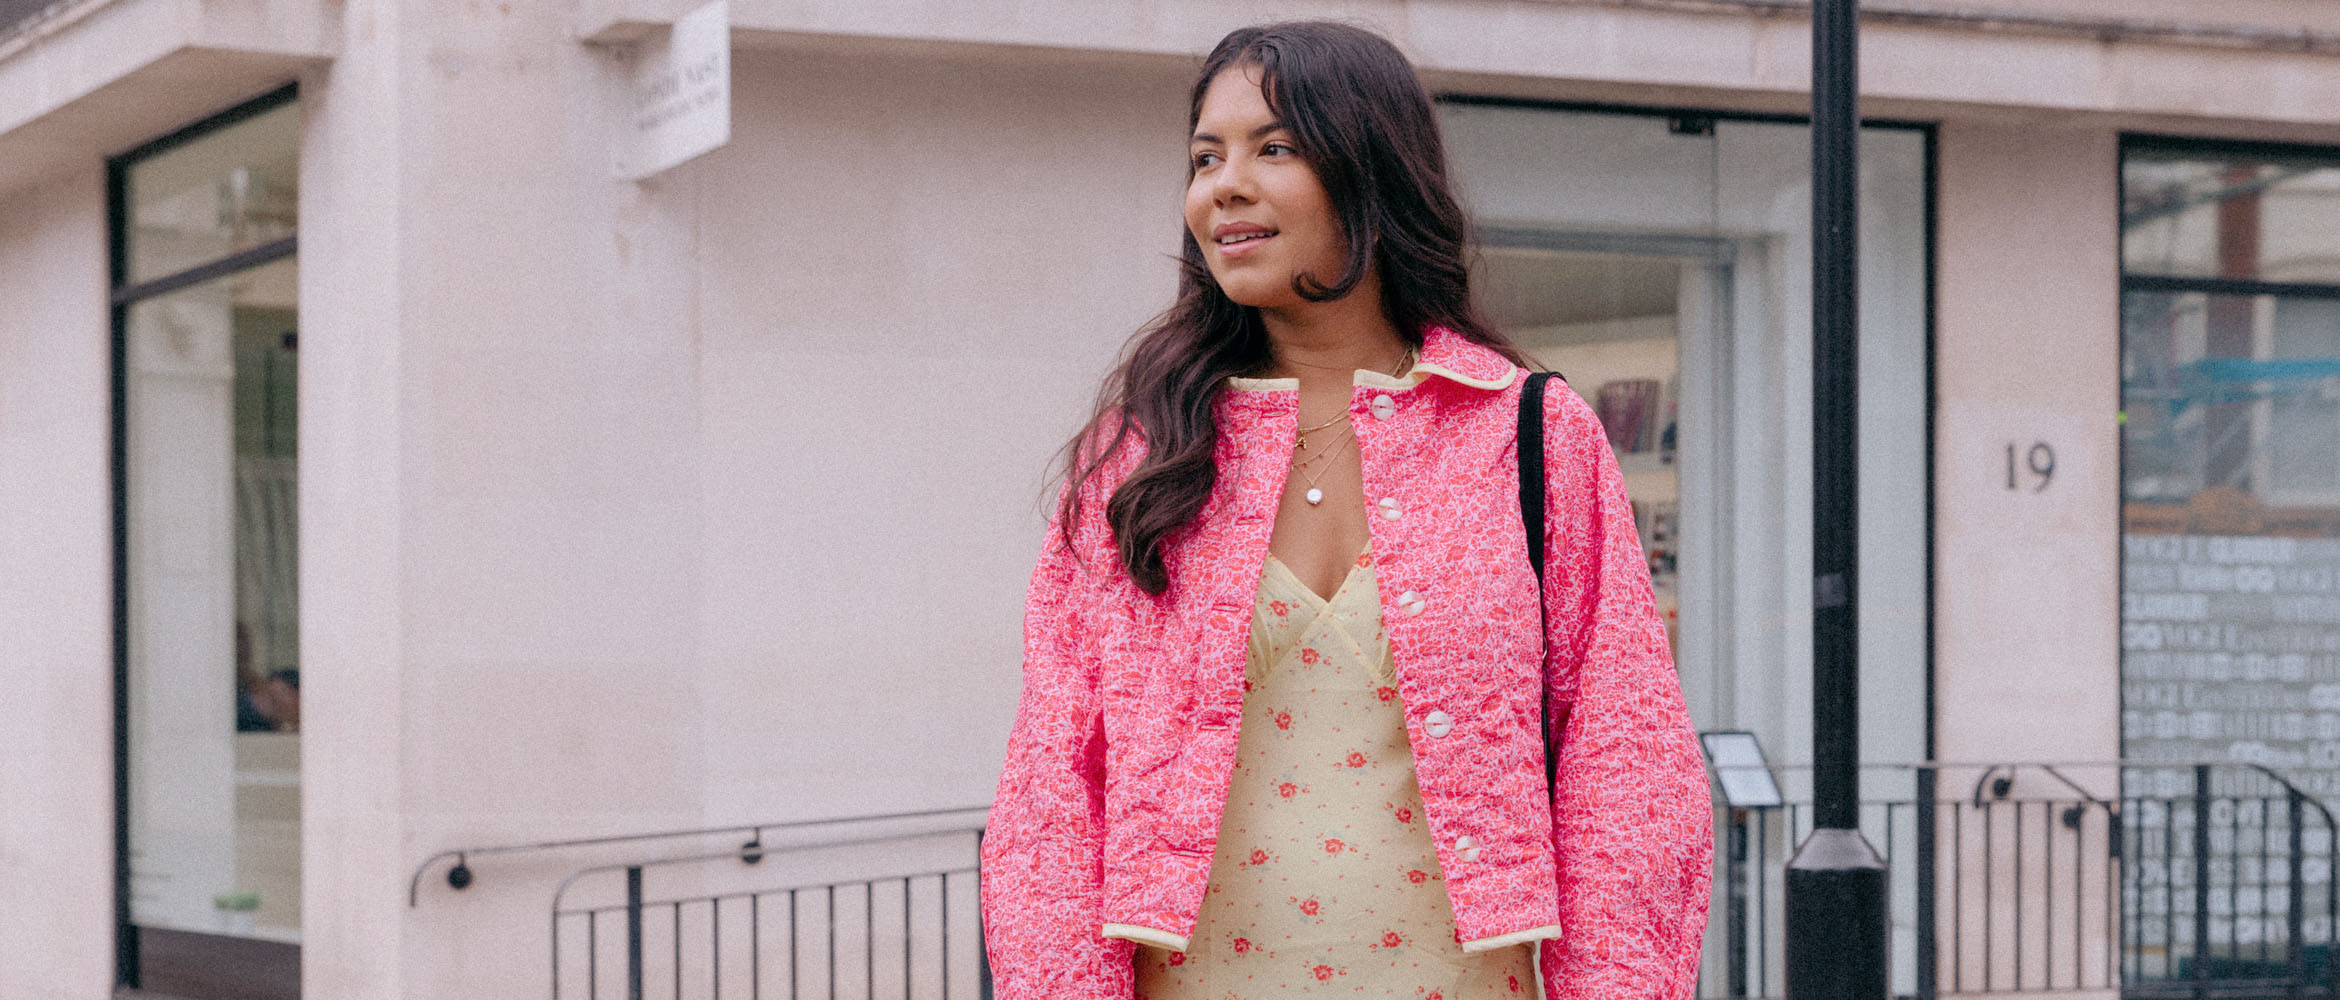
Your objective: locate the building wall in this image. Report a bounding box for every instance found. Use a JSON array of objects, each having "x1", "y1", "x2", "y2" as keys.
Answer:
[
  {"x1": 1933, "y1": 122, "x2": 2123, "y2": 779},
  {"x1": 0, "y1": 165, "x2": 115, "y2": 1000},
  {"x1": 627, "y1": 0, "x2": 2340, "y2": 133},
  {"x1": 293, "y1": 2, "x2": 1188, "y2": 989},
  {"x1": 1962, "y1": 0, "x2": 2340, "y2": 32}
]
